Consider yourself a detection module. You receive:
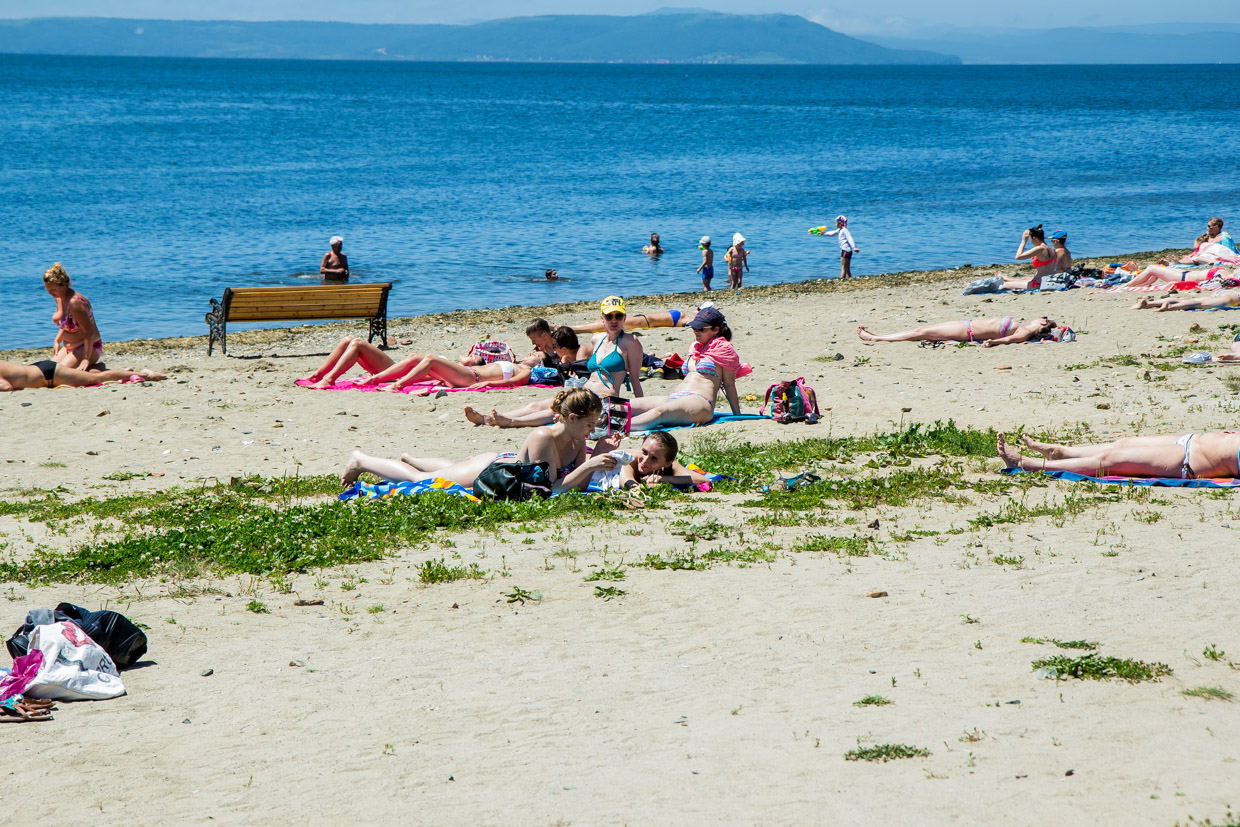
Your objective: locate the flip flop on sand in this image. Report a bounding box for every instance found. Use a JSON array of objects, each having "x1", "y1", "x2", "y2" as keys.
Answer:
[{"x1": 0, "y1": 697, "x2": 55, "y2": 722}]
